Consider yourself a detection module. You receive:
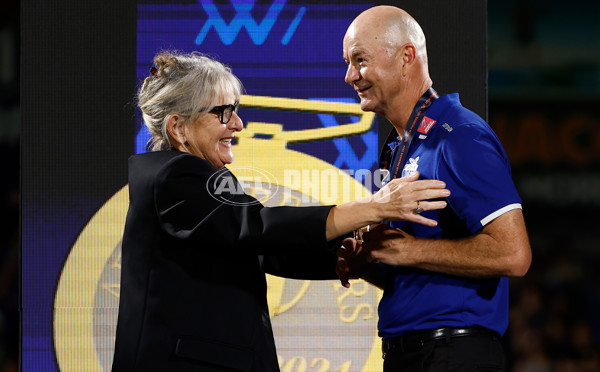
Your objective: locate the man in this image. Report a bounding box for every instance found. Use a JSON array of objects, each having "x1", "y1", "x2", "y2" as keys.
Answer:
[{"x1": 338, "y1": 6, "x2": 532, "y2": 371}]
